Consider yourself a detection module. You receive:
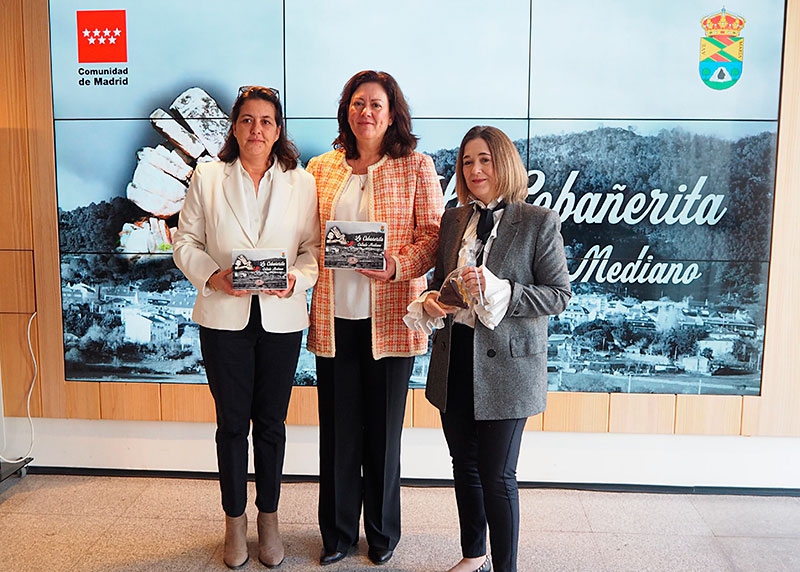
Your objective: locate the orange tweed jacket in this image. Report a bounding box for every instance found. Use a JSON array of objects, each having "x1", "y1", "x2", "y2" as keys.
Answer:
[{"x1": 306, "y1": 149, "x2": 443, "y2": 359}]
